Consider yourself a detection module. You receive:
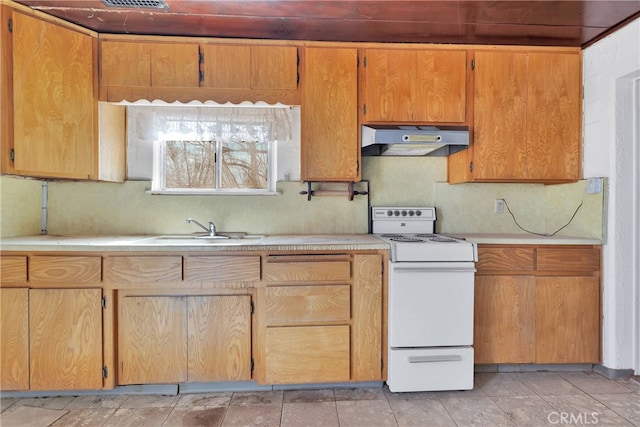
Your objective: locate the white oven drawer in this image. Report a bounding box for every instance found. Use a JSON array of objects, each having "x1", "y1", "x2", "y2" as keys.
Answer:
[{"x1": 388, "y1": 347, "x2": 474, "y2": 392}]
